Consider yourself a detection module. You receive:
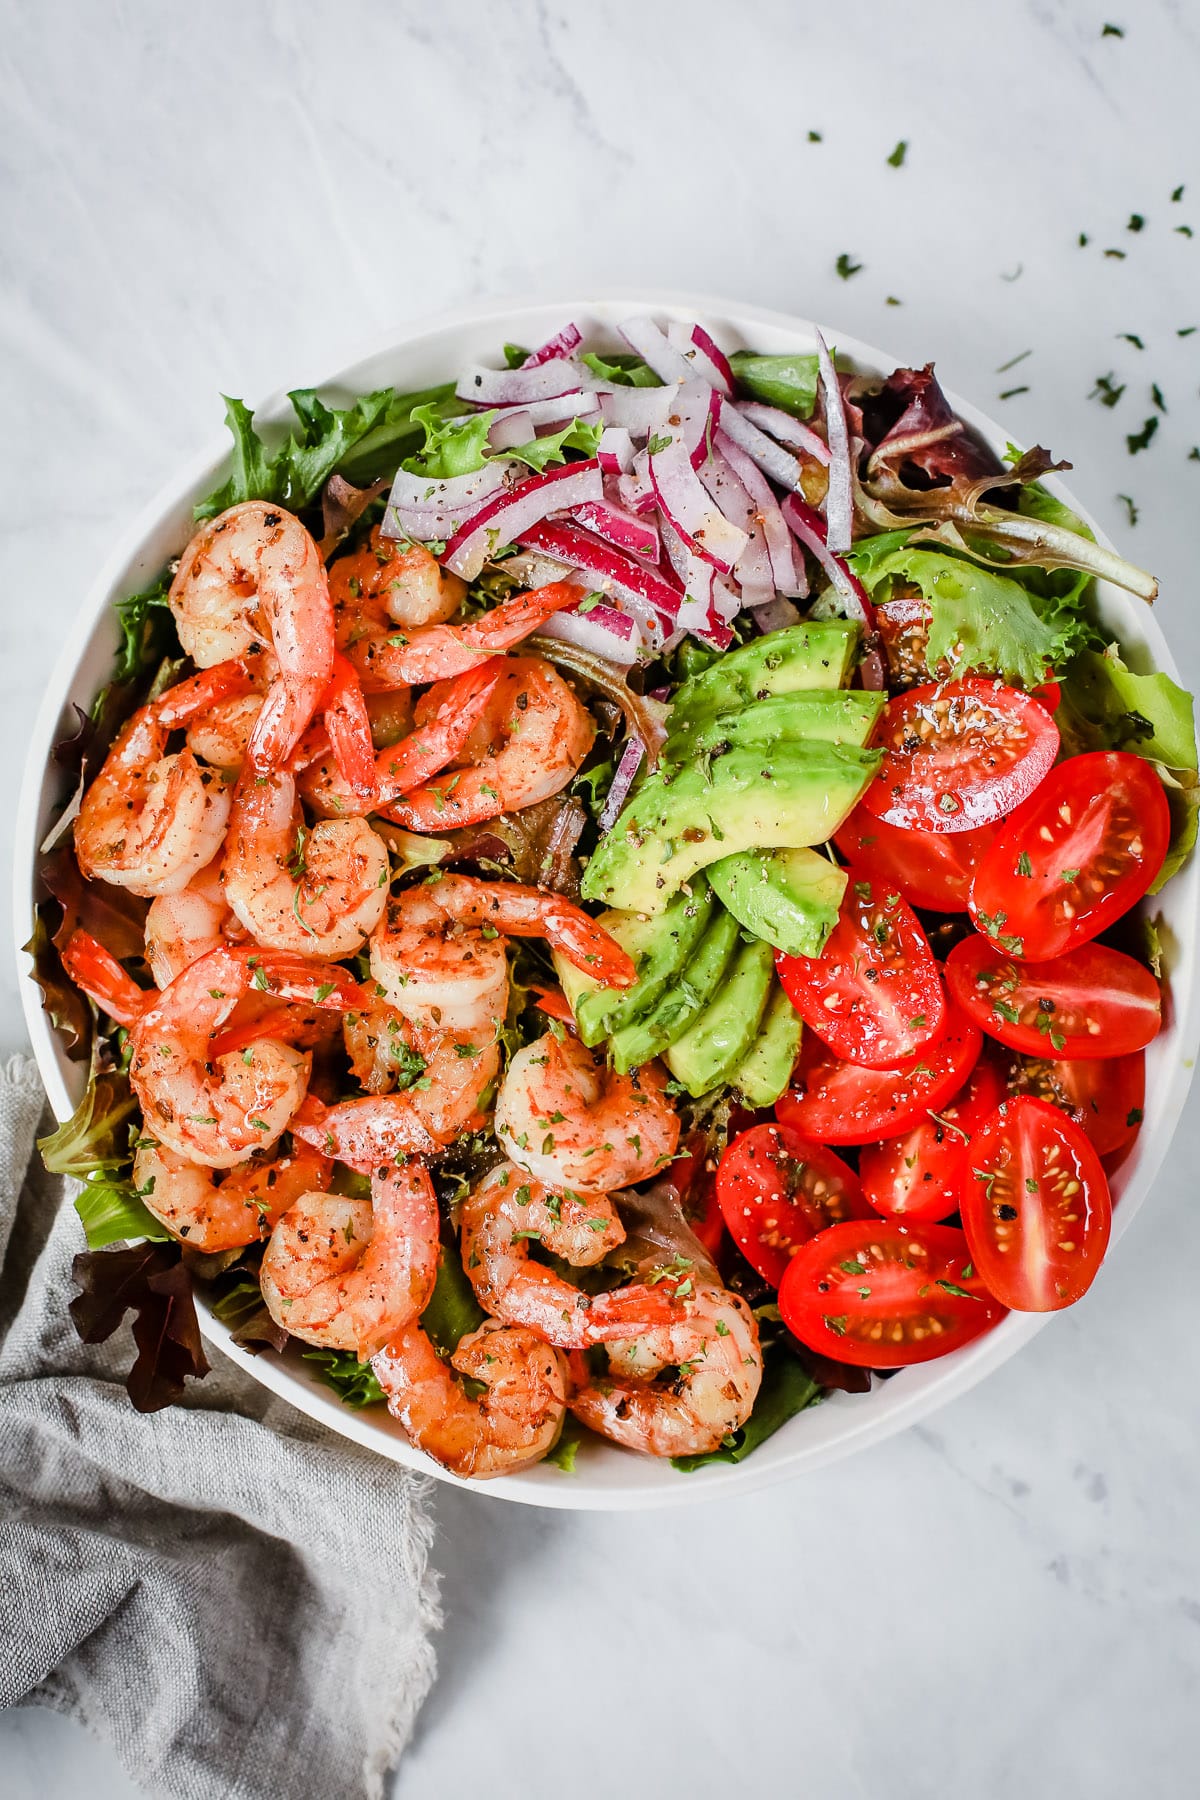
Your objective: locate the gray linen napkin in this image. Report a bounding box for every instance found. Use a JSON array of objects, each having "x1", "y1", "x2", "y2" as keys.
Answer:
[{"x1": 0, "y1": 1055, "x2": 441, "y2": 1800}]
